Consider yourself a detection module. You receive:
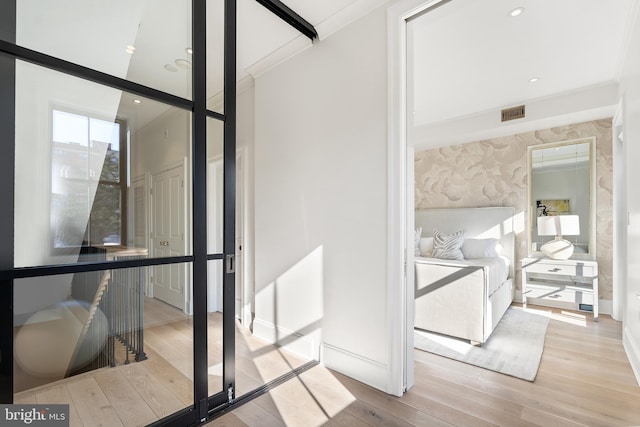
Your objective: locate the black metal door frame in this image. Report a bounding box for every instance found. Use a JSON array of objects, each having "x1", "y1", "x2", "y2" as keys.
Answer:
[{"x1": 0, "y1": 1, "x2": 316, "y2": 425}]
